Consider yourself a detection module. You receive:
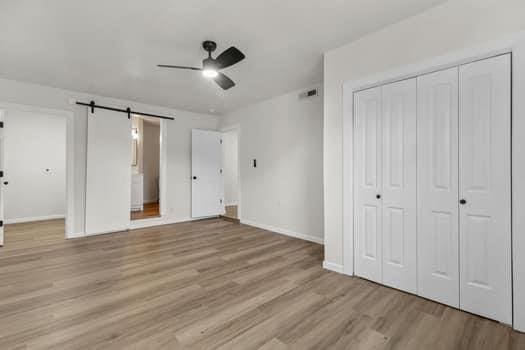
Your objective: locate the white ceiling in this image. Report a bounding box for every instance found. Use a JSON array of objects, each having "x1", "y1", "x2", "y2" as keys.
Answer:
[{"x1": 0, "y1": 0, "x2": 445, "y2": 114}]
